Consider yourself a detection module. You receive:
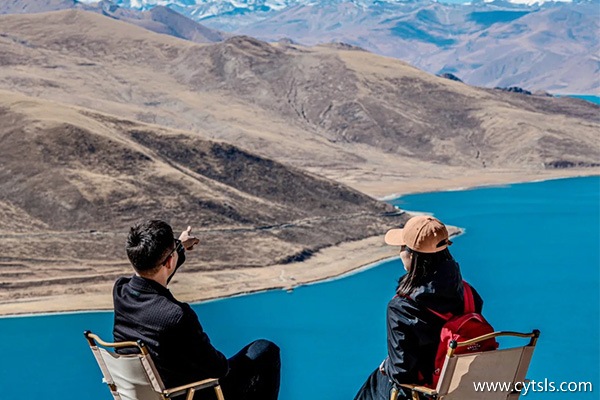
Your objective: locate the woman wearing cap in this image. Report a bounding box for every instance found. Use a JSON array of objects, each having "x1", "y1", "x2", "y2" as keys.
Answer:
[{"x1": 354, "y1": 215, "x2": 484, "y2": 400}]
